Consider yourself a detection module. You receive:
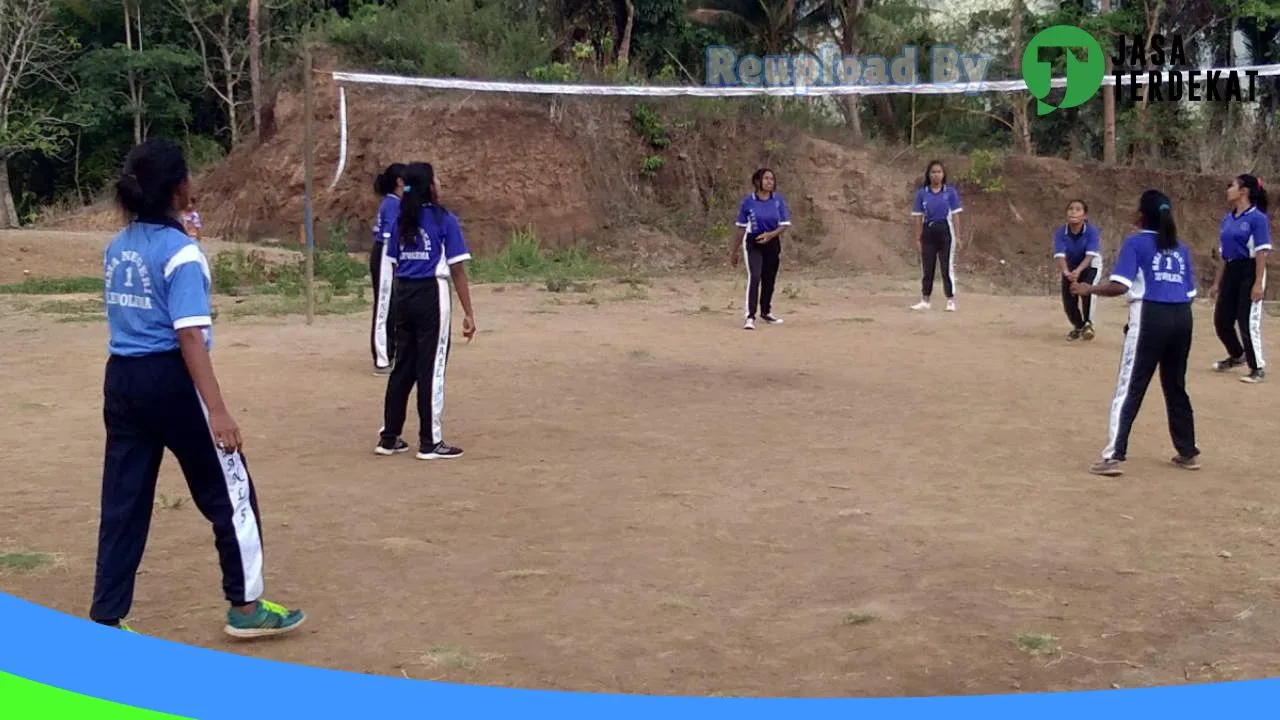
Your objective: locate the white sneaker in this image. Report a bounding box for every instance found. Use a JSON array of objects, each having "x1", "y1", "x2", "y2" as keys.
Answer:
[
  {"x1": 945, "y1": 299, "x2": 956, "y2": 312},
  {"x1": 911, "y1": 300, "x2": 931, "y2": 311},
  {"x1": 743, "y1": 318, "x2": 755, "y2": 330}
]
